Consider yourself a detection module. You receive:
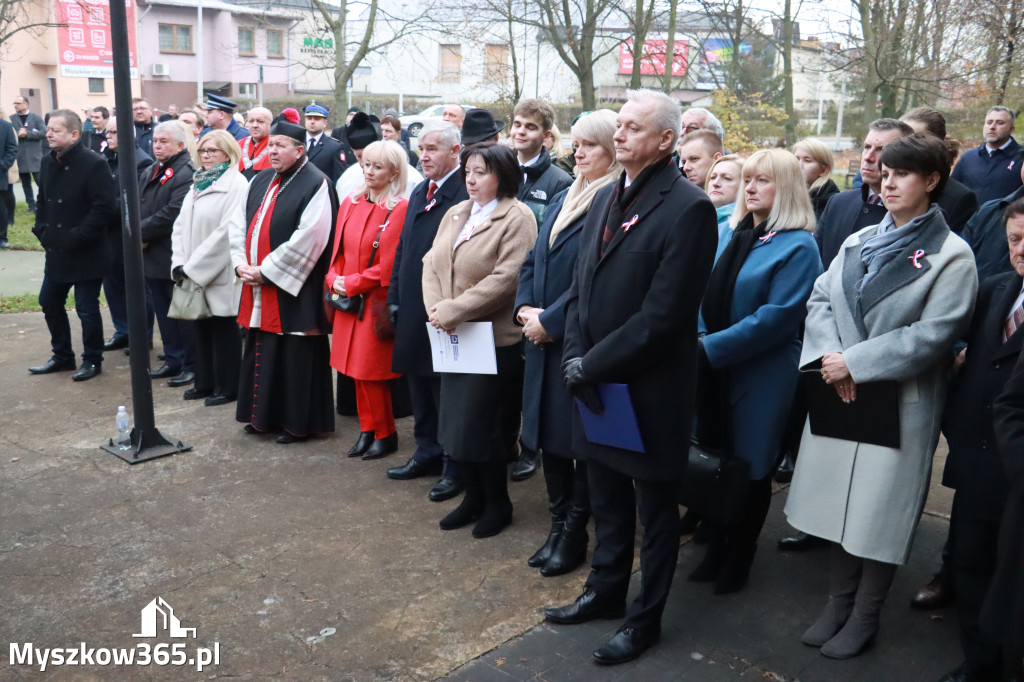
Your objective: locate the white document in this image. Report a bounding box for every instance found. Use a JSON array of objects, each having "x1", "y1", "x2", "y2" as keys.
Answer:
[{"x1": 426, "y1": 321, "x2": 498, "y2": 374}]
